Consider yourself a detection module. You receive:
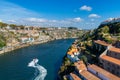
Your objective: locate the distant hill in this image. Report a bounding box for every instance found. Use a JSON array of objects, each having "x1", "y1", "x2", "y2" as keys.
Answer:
[{"x1": 0, "y1": 22, "x2": 86, "y2": 49}]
